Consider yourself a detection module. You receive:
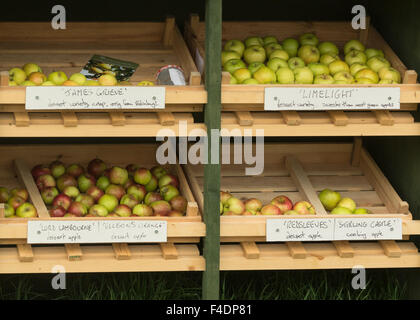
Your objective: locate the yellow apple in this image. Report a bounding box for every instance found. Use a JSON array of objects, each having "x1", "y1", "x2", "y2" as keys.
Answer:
[
  {"x1": 23, "y1": 63, "x2": 42, "y2": 76},
  {"x1": 98, "y1": 74, "x2": 118, "y2": 86},
  {"x1": 69, "y1": 73, "x2": 87, "y2": 85},
  {"x1": 9, "y1": 67, "x2": 27, "y2": 84}
]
